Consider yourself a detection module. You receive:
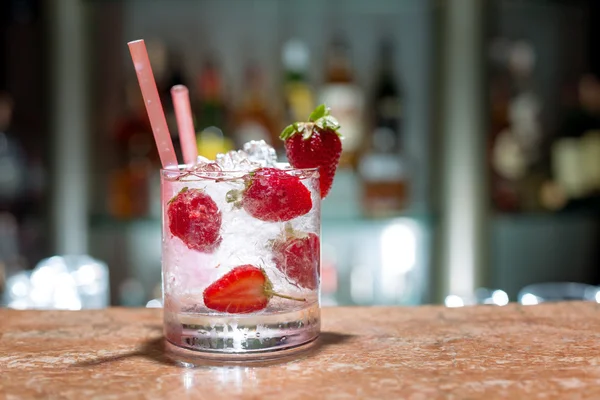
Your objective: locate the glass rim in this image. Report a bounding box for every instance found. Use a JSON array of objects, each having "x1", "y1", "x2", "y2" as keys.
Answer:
[
  {"x1": 160, "y1": 165, "x2": 320, "y2": 182},
  {"x1": 160, "y1": 164, "x2": 319, "y2": 176}
]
